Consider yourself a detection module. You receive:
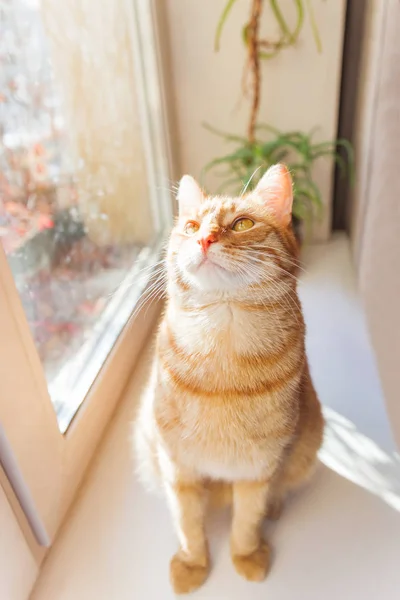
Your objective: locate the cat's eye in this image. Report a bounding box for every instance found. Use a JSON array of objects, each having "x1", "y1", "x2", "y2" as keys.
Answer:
[
  {"x1": 231, "y1": 217, "x2": 254, "y2": 232},
  {"x1": 184, "y1": 221, "x2": 200, "y2": 235}
]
